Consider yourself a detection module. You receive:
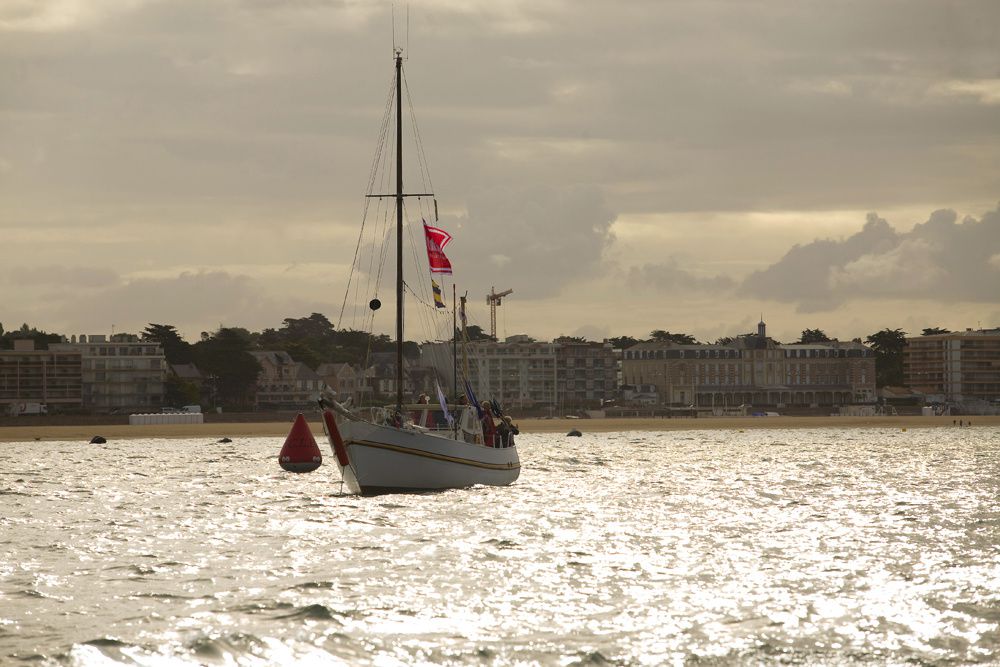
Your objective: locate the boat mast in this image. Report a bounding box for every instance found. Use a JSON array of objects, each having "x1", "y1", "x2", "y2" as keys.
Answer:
[{"x1": 394, "y1": 49, "x2": 404, "y2": 414}]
